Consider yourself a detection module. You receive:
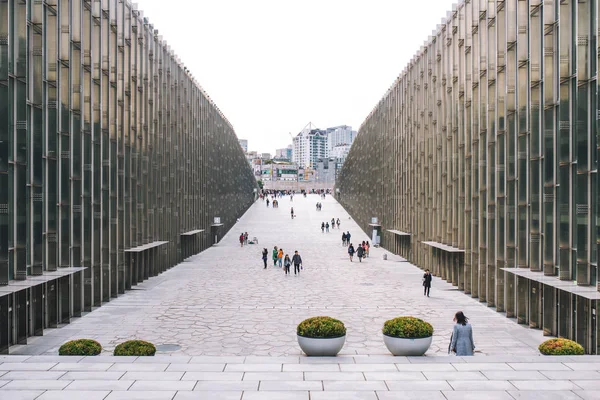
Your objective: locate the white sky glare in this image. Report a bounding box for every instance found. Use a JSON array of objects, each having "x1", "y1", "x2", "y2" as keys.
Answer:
[{"x1": 135, "y1": 0, "x2": 457, "y2": 154}]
